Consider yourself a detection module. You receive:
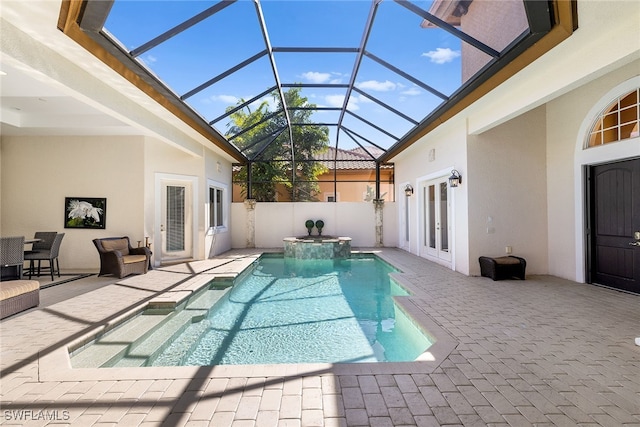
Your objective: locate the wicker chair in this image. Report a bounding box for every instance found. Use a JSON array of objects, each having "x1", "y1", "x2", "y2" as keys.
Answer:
[
  {"x1": 93, "y1": 237, "x2": 151, "y2": 279},
  {"x1": 24, "y1": 231, "x2": 57, "y2": 279},
  {"x1": 24, "y1": 233, "x2": 65, "y2": 281},
  {"x1": 0, "y1": 236, "x2": 25, "y2": 280}
]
